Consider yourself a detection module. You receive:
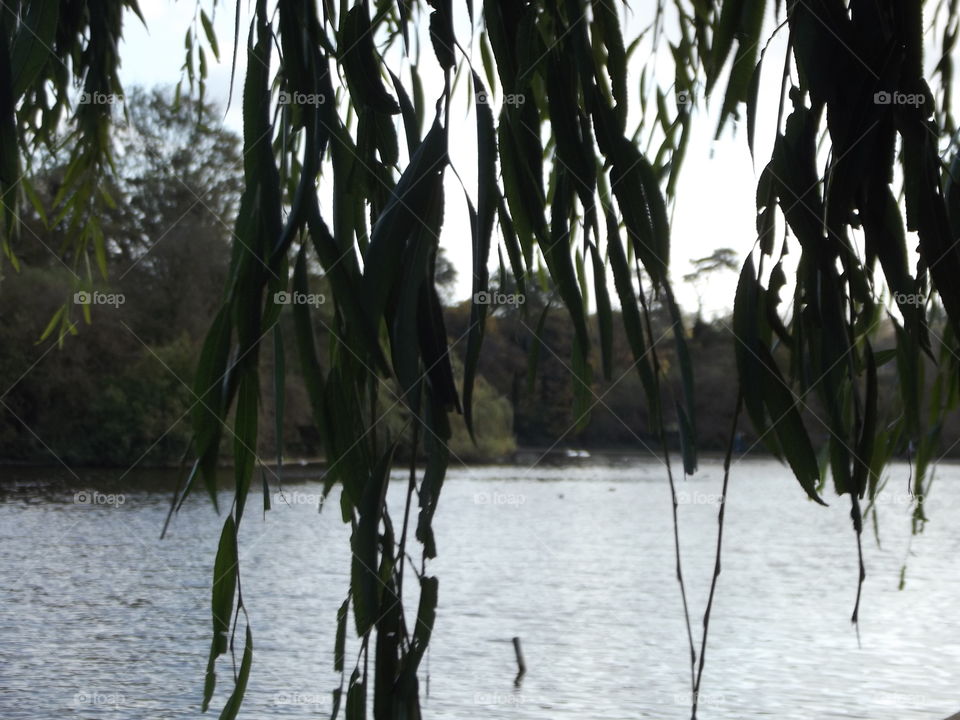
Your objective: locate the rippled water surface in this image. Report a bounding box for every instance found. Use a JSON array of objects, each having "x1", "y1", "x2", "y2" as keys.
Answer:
[{"x1": 1, "y1": 458, "x2": 959, "y2": 719}]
